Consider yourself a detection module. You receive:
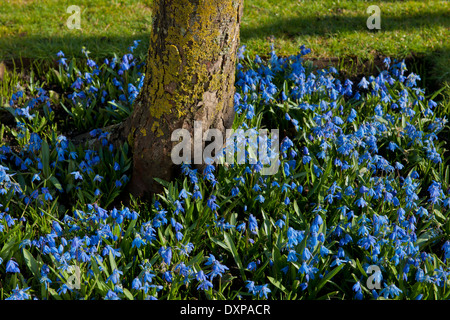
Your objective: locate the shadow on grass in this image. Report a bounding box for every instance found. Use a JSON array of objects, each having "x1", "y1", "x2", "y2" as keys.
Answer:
[
  {"x1": 0, "y1": 33, "x2": 151, "y2": 63},
  {"x1": 243, "y1": 10, "x2": 449, "y2": 89},
  {"x1": 240, "y1": 10, "x2": 450, "y2": 39},
  {"x1": 2, "y1": 8, "x2": 449, "y2": 60},
  {"x1": 0, "y1": 10, "x2": 448, "y2": 92}
]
